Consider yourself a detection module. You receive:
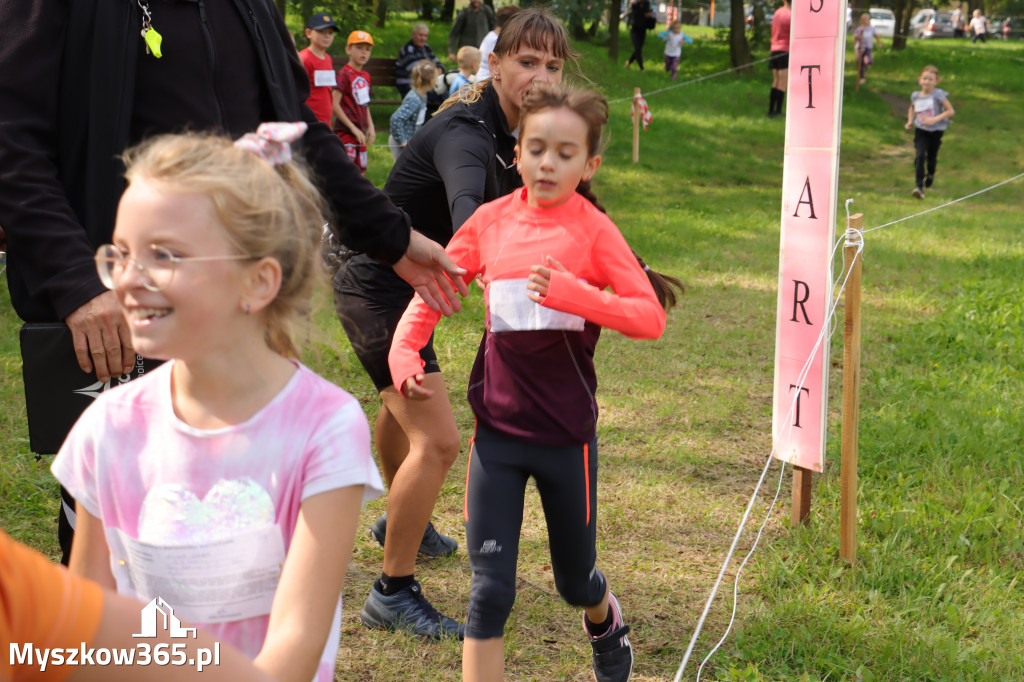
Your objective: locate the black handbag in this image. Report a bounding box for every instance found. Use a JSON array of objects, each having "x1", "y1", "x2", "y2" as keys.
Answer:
[{"x1": 19, "y1": 323, "x2": 162, "y2": 454}]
